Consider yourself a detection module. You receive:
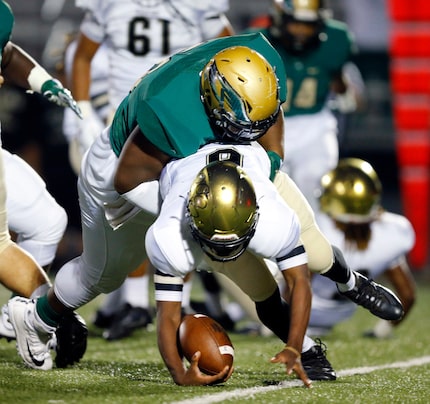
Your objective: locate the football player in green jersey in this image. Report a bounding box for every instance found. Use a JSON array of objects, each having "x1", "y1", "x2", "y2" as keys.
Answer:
[
  {"x1": 8, "y1": 32, "x2": 403, "y2": 383},
  {"x1": 246, "y1": 0, "x2": 359, "y2": 213}
]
